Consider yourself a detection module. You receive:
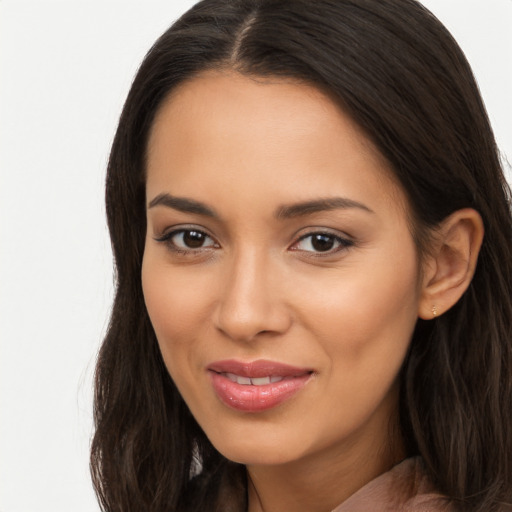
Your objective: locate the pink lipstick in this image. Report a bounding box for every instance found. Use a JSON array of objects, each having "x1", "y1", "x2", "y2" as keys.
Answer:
[{"x1": 207, "y1": 359, "x2": 313, "y2": 412}]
